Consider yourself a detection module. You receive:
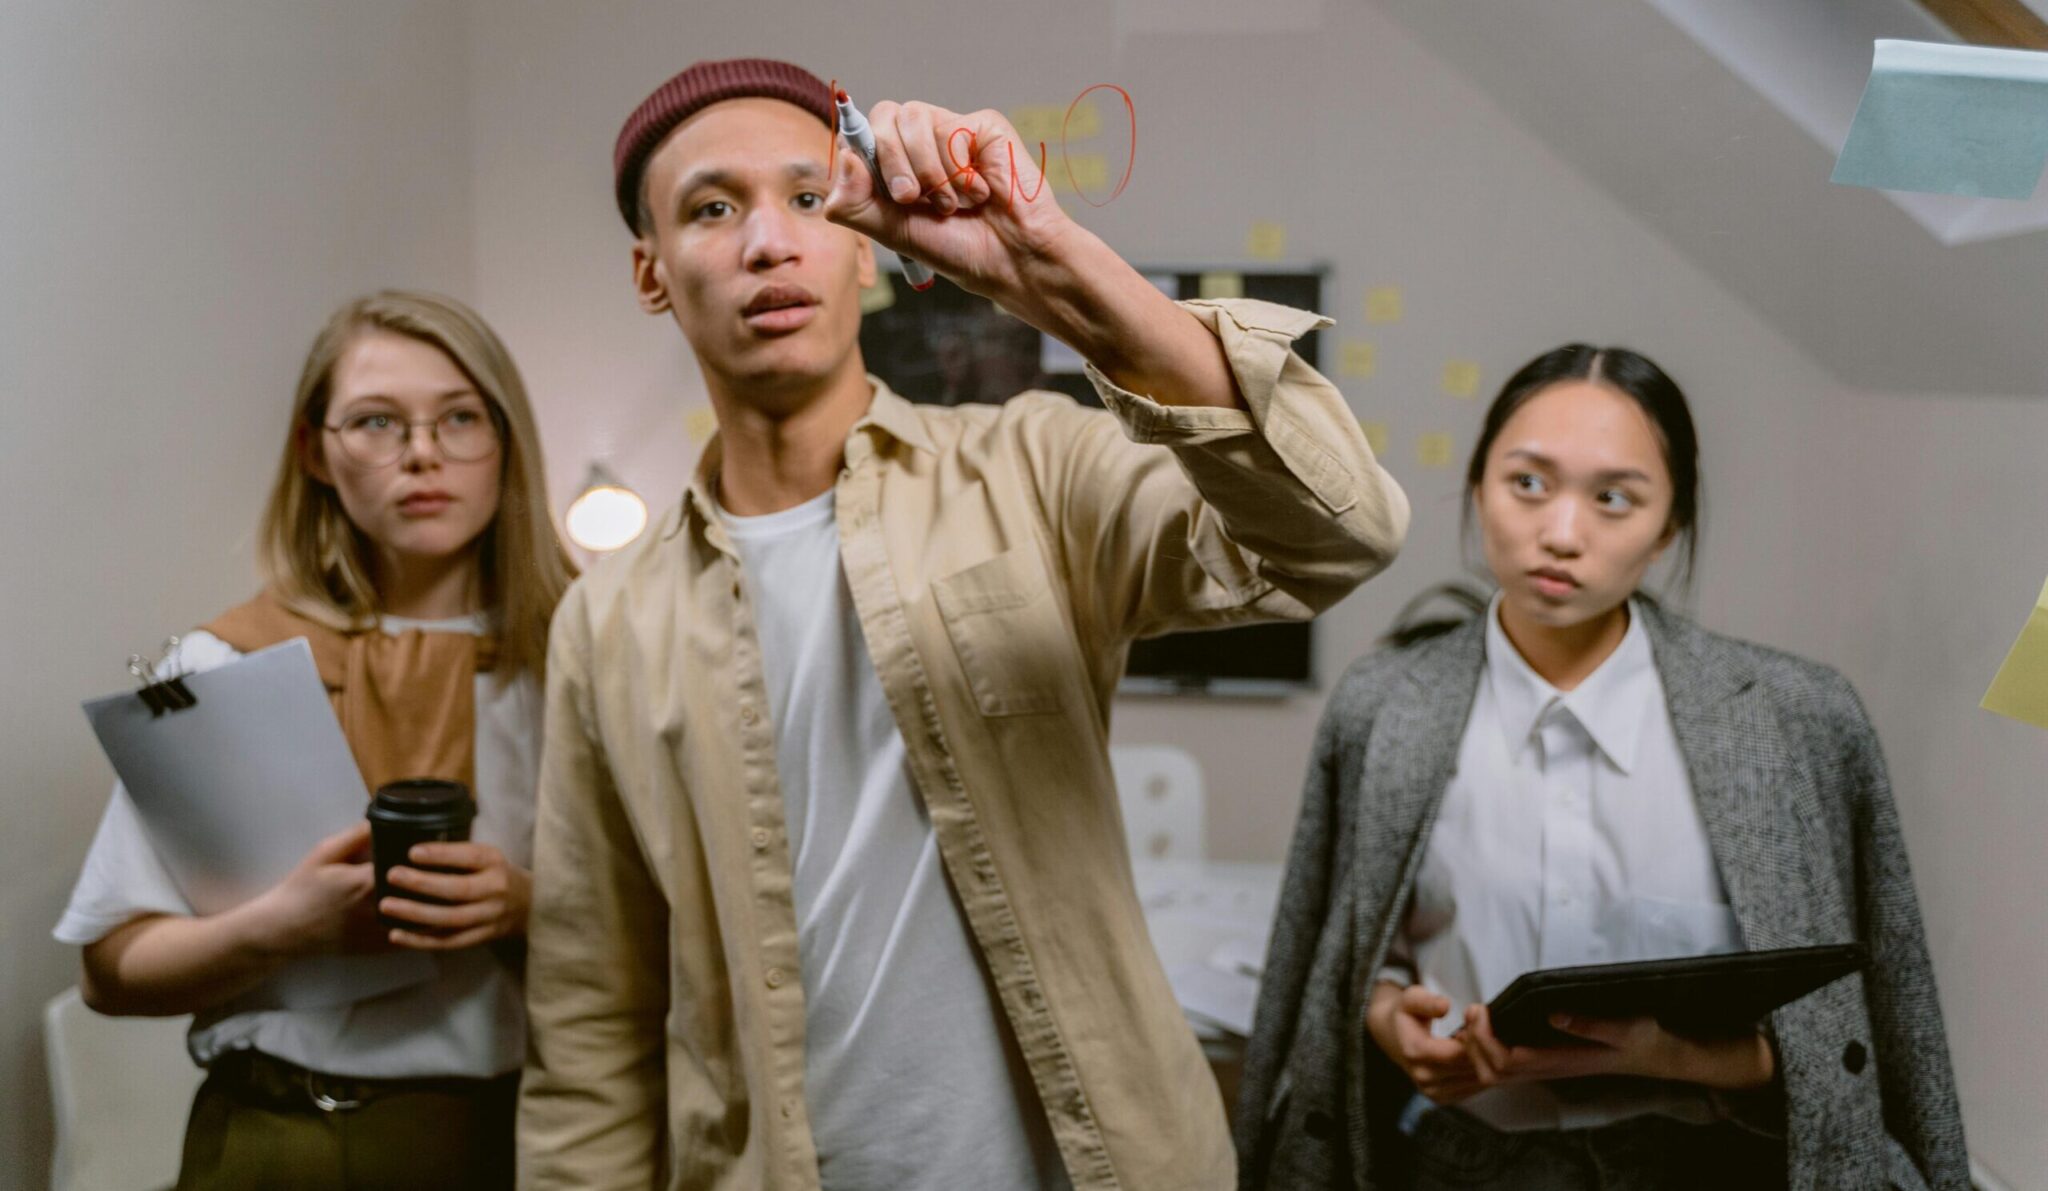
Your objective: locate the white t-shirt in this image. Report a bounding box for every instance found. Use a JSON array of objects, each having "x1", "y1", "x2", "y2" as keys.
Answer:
[
  {"x1": 53, "y1": 615, "x2": 540, "y2": 1079},
  {"x1": 723, "y1": 490, "x2": 1070, "y2": 1191}
]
